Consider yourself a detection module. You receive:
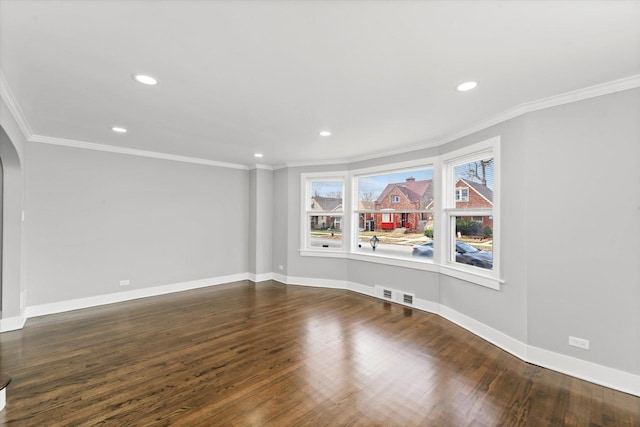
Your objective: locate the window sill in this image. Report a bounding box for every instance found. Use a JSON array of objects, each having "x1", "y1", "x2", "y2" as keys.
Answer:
[
  {"x1": 298, "y1": 249, "x2": 502, "y2": 290},
  {"x1": 298, "y1": 249, "x2": 347, "y2": 259}
]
